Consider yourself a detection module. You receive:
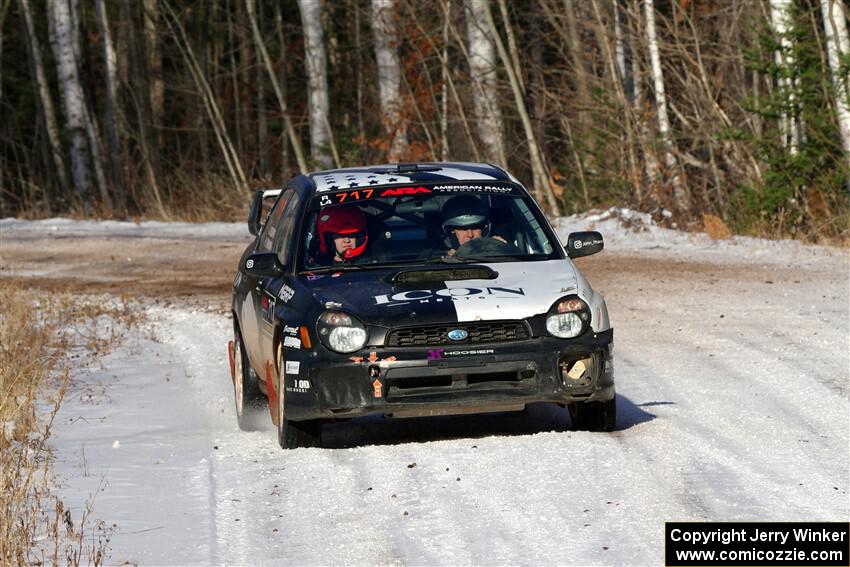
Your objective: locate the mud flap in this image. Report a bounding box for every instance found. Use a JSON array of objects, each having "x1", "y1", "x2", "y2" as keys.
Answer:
[
  {"x1": 265, "y1": 360, "x2": 279, "y2": 426},
  {"x1": 227, "y1": 340, "x2": 235, "y2": 384}
]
